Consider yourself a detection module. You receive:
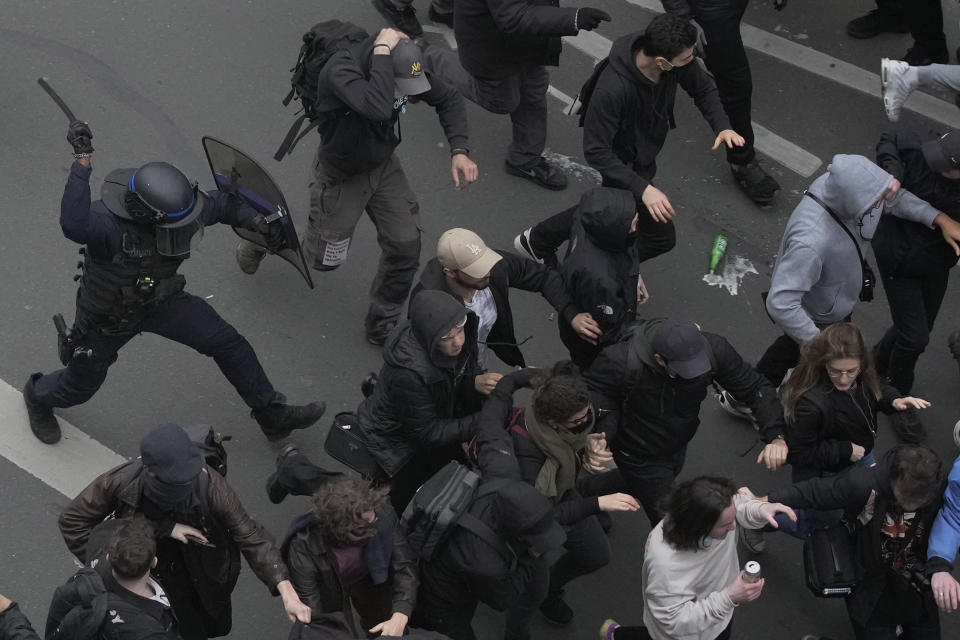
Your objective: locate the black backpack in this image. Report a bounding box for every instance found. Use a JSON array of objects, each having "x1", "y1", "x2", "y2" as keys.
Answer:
[
  {"x1": 182, "y1": 423, "x2": 230, "y2": 477},
  {"x1": 568, "y1": 57, "x2": 610, "y2": 127},
  {"x1": 274, "y1": 20, "x2": 369, "y2": 160},
  {"x1": 400, "y1": 461, "x2": 512, "y2": 563},
  {"x1": 44, "y1": 568, "x2": 108, "y2": 640}
]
